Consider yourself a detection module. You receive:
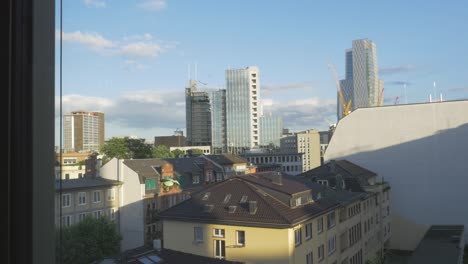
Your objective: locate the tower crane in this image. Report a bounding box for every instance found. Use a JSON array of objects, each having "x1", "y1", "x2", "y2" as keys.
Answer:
[{"x1": 328, "y1": 62, "x2": 352, "y2": 117}]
